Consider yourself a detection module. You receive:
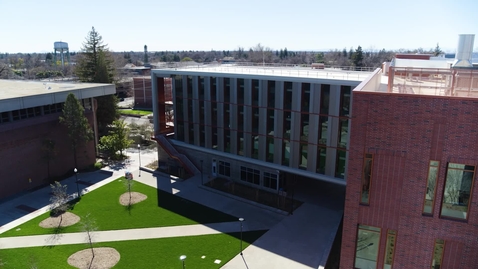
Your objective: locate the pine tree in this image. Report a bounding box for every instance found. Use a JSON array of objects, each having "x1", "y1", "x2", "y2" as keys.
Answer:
[
  {"x1": 433, "y1": 43, "x2": 443, "y2": 56},
  {"x1": 76, "y1": 27, "x2": 119, "y2": 136},
  {"x1": 353, "y1": 46, "x2": 364, "y2": 69},
  {"x1": 59, "y1": 93, "x2": 93, "y2": 168},
  {"x1": 75, "y1": 27, "x2": 115, "y2": 84}
]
